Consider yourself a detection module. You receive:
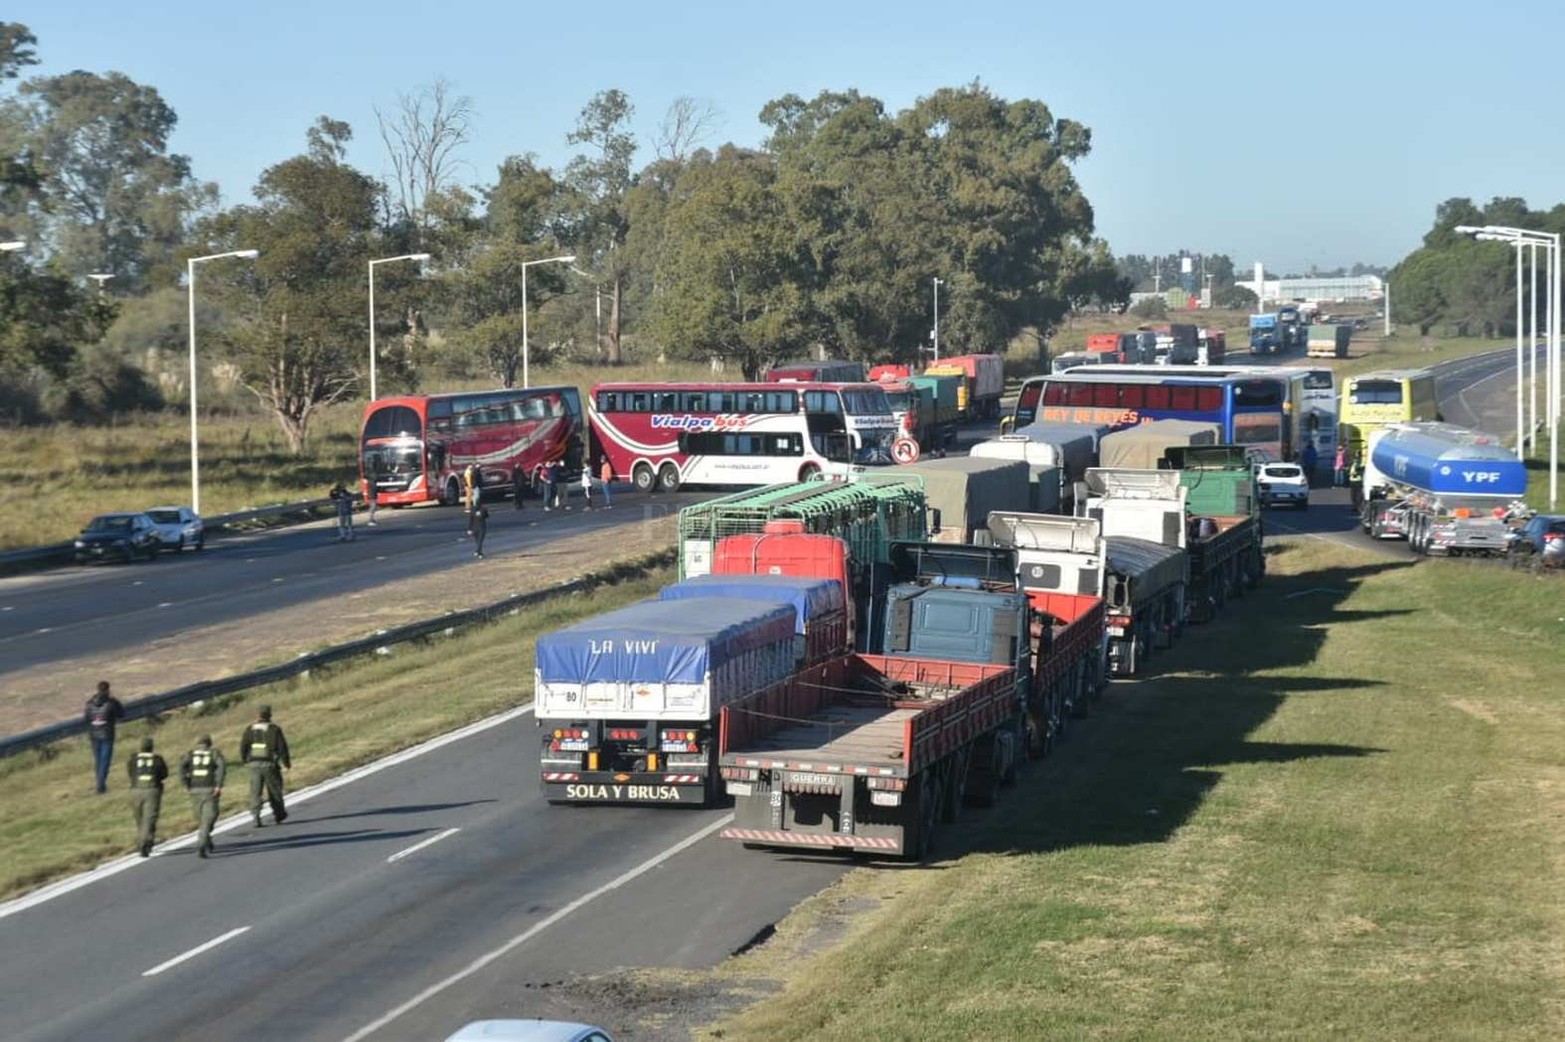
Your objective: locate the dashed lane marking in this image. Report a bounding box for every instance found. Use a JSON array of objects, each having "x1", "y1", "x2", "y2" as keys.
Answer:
[
  {"x1": 386, "y1": 827, "x2": 461, "y2": 863},
  {"x1": 142, "y1": 926, "x2": 250, "y2": 977}
]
